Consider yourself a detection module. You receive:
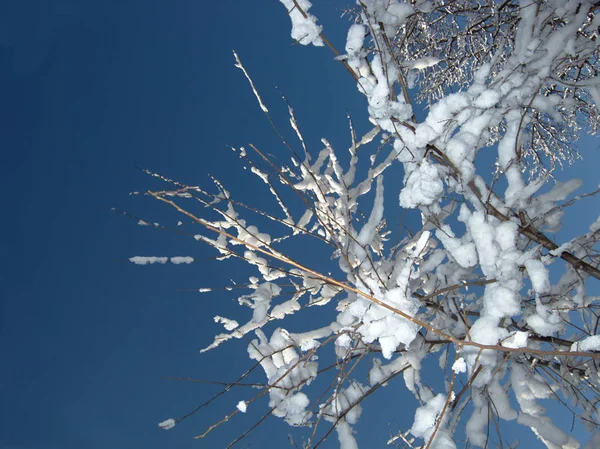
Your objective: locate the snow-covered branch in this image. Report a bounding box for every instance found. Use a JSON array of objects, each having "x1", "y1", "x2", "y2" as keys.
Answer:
[{"x1": 133, "y1": 1, "x2": 600, "y2": 448}]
